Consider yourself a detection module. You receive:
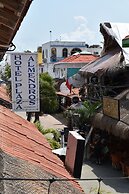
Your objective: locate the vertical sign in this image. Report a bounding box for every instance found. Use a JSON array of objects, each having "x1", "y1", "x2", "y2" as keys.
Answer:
[{"x1": 11, "y1": 52, "x2": 40, "y2": 112}]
